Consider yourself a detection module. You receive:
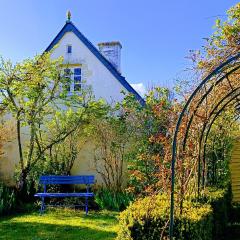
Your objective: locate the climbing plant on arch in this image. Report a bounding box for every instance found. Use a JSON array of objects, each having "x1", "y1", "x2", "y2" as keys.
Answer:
[{"x1": 170, "y1": 52, "x2": 240, "y2": 239}]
